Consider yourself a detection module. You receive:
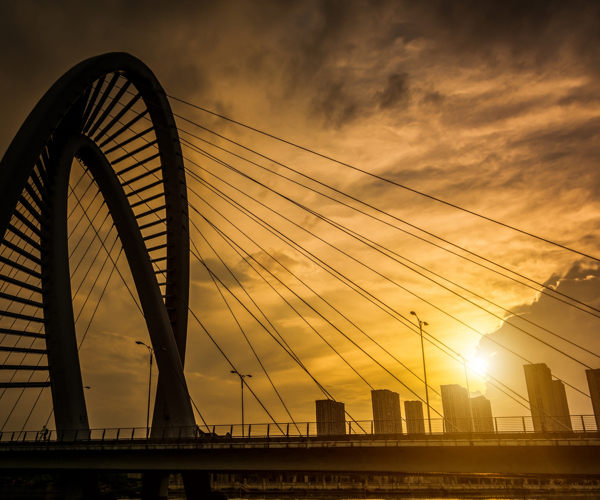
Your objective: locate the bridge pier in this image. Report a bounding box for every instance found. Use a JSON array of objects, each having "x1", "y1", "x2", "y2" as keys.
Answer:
[
  {"x1": 142, "y1": 471, "x2": 170, "y2": 500},
  {"x1": 61, "y1": 471, "x2": 99, "y2": 500},
  {"x1": 141, "y1": 471, "x2": 227, "y2": 500},
  {"x1": 181, "y1": 471, "x2": 227, "y2": 500}
]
